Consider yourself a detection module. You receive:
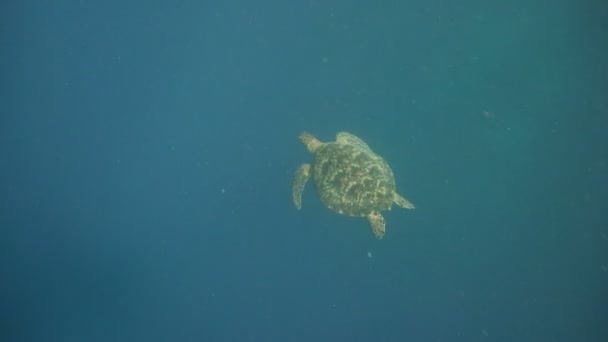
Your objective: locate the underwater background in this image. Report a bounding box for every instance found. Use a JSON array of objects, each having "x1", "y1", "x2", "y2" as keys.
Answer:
[{"x1": 1, "y1": 0, "x2": 607, "y2": 341}]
